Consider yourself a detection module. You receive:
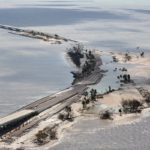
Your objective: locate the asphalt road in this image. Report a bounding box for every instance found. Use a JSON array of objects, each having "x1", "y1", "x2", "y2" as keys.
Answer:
[
  {"x1": 19, "y1": 84, "x2": 87, "y2": 113},
  {"x1": 0, "y1": 29, "x2": 102, "y2": 138}
]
